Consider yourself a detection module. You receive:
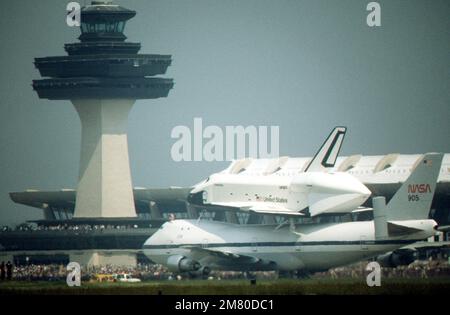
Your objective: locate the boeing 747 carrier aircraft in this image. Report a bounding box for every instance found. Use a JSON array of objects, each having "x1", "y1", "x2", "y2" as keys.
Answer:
[{"x1": 143, "y1": 153, "x2": 443, "y2": 275}]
